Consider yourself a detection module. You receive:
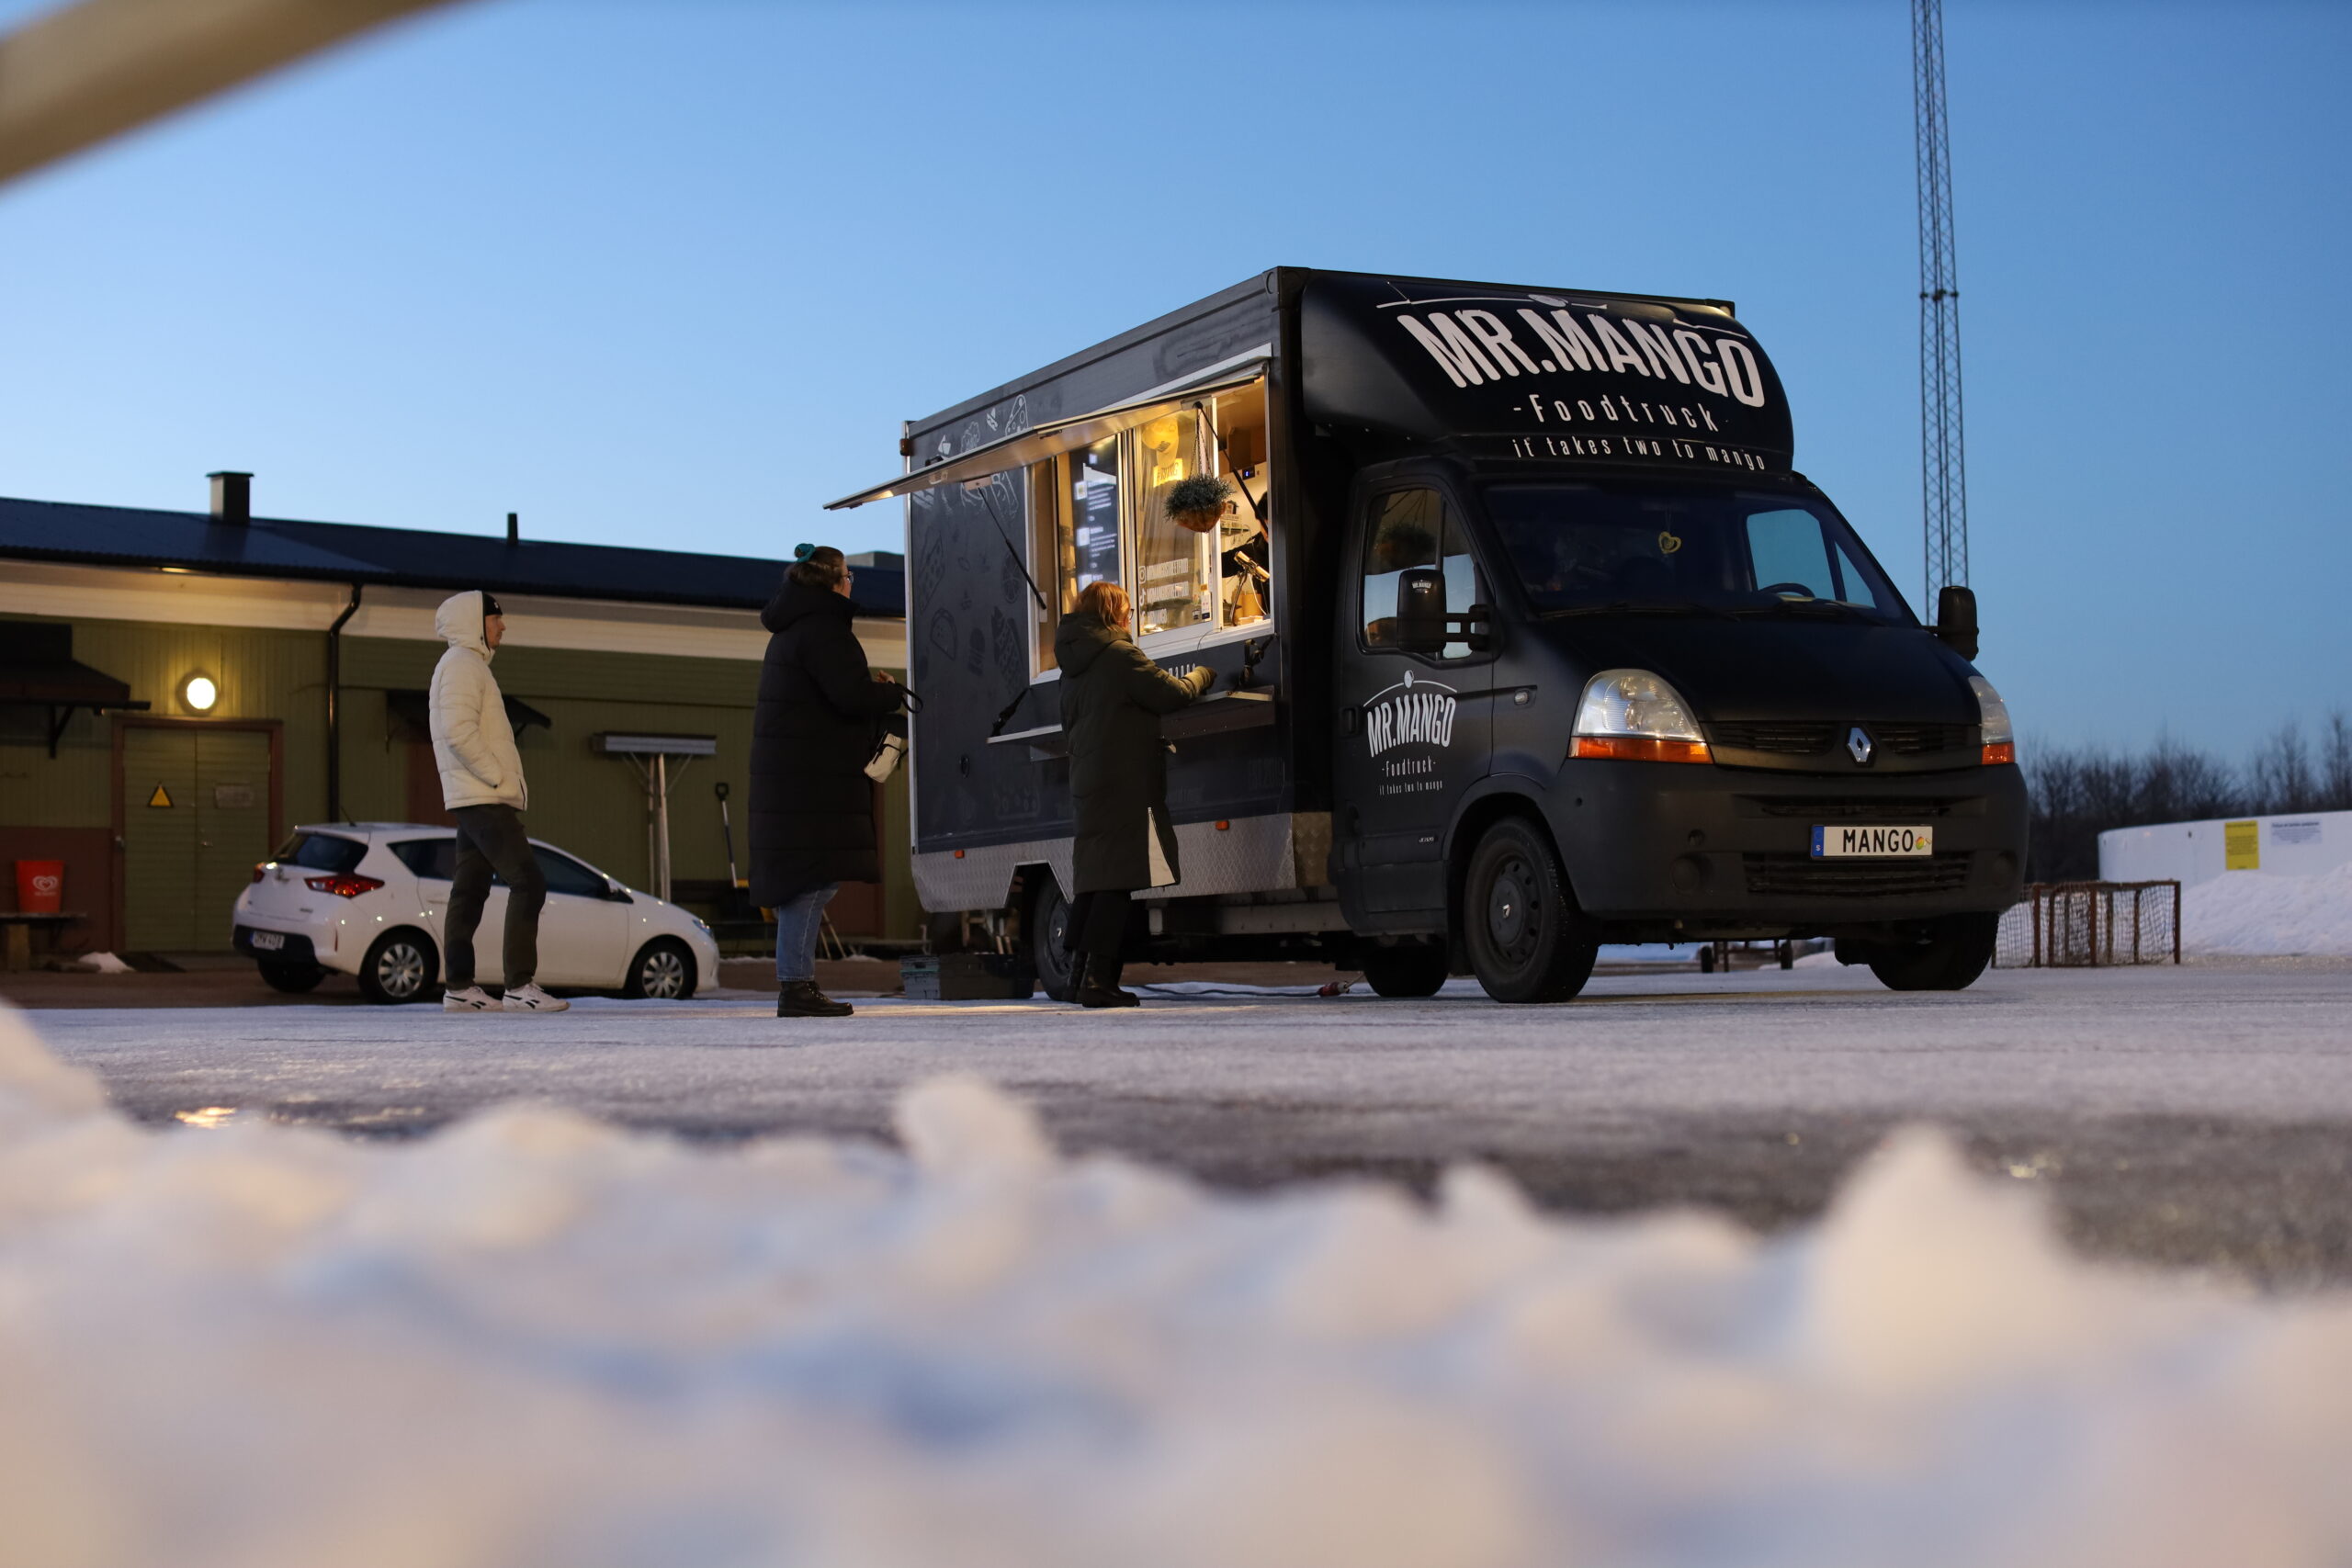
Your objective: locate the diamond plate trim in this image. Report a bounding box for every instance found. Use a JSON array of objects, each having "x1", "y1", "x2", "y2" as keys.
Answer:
[{"x1": 914, "y1": 813, "x2": 1305, "y2": 912}]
